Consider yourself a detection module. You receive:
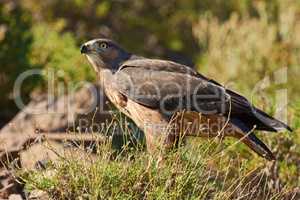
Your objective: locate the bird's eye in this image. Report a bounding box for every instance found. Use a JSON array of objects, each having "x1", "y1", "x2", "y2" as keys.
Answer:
[{"x1": 100, "y1": 42, "x2": 108, "y2": 49}]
